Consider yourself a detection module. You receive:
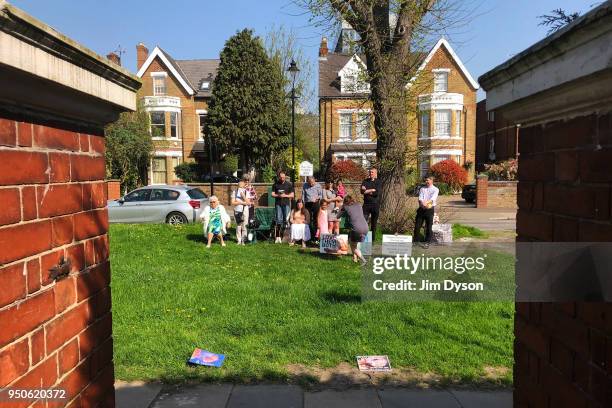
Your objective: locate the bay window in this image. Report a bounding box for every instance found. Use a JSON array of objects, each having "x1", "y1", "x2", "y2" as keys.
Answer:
[
  {"x1": 356, "y1": 112, "x2": 370, "y2": 140},
  {"x1": 420, "y1": 111, "x2": 430, "y2": 138},
  {"x1": 150, "y1": 111, "x2": 165, "y2": 137},
  {"x1": 434, "y1": 110, "x2": 451, "y2": 137},
  {"x1": 455, "y1": 110, "x2": 462, "y2": 137}
]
